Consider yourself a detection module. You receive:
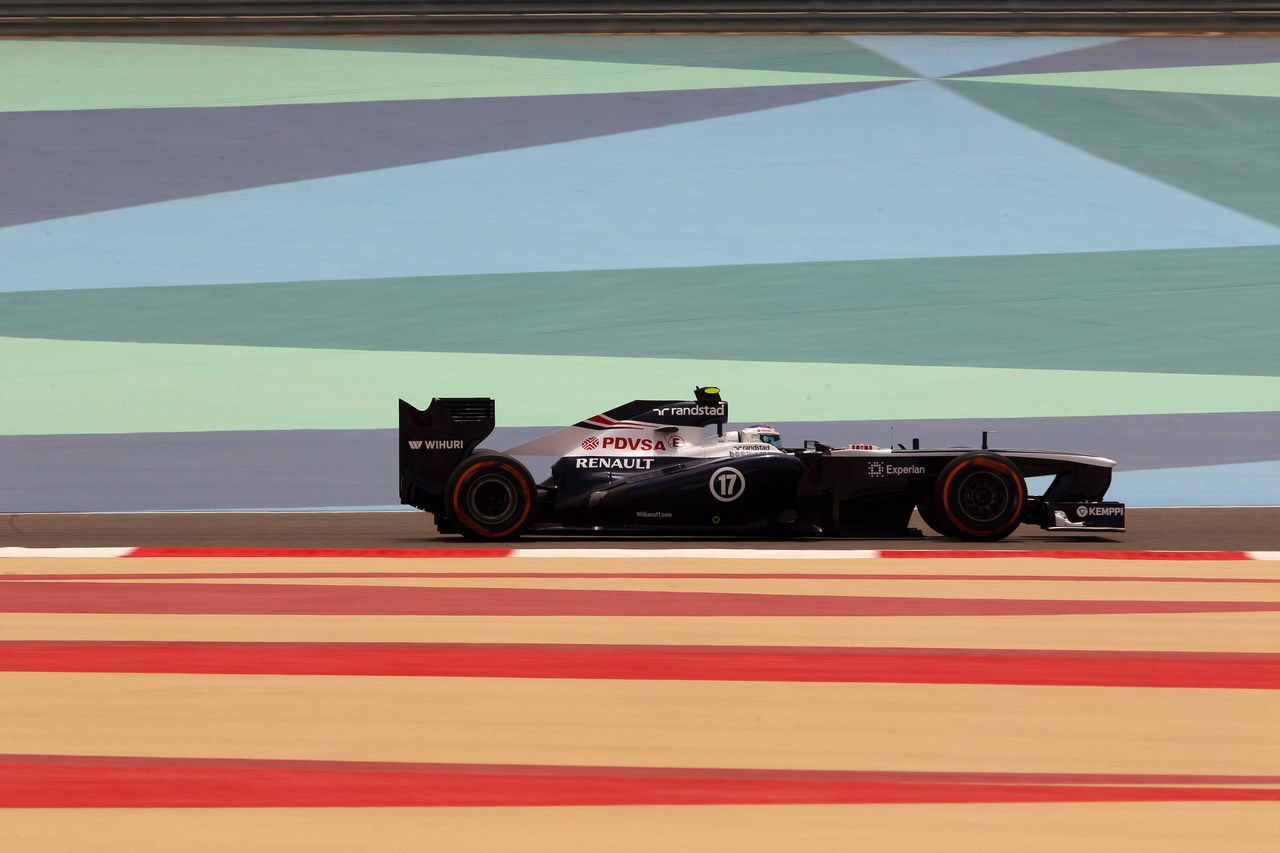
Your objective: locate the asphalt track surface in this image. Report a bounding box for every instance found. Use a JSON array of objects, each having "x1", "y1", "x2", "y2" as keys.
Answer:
[{"x1": 4, "y1": 507, "x2": 1279, "y2": 551}]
